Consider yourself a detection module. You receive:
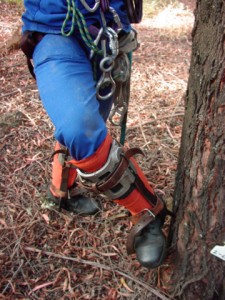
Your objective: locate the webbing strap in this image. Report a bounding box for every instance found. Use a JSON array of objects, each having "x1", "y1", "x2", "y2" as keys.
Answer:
[
  {"x1": 127, "y1": 211, "x2": 155, "y2": 254},
  {"x1": 50, "y1": 146, "x2": 71, "y2": 195}
]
